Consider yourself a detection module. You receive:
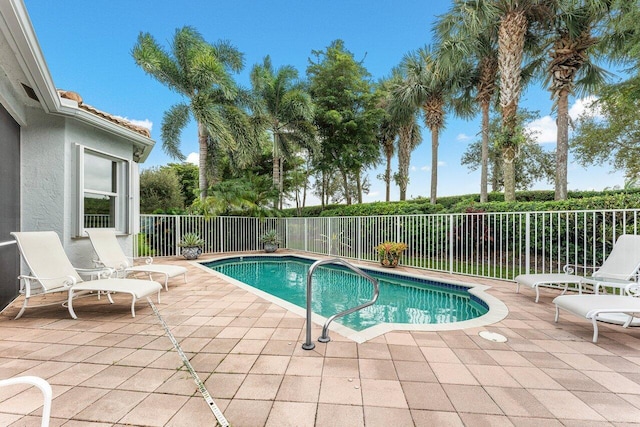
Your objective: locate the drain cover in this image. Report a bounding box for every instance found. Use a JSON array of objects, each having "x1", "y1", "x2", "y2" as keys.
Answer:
[{"x1": 479, "y1": 331, "x2": 507, "y2": 343}]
